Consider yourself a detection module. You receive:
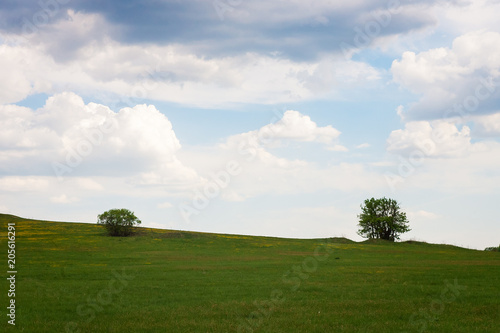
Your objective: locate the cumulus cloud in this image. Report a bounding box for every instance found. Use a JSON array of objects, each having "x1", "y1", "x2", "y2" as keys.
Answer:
[
  {"x1": 386, "y1": 120, "x2": 478, "y2": 158},
  {"x1": 392, "y1": 30, "x2": 500, "y2": 120},
  {"x1": 0, "y1": 92, "x2": 200, "y2": 189},
  {"x1": 384, "y1": 116, "x2": 500, "y2": 195},
  {"x1": 221, "y1": 110, "x2": 343, "y2": 167},
  {"x1": 225, "y1": 110, "x2": 341, "y2": 146},
  {"x1": 262, "y1": 110, "x2": 341, "y2": 143}
]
